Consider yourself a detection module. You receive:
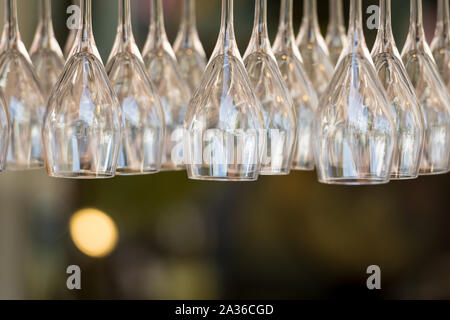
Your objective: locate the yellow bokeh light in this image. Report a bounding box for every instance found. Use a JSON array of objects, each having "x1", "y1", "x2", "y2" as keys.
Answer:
[{"x1": 69, "y1": 208, "x2": 119, "y2": 258}]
